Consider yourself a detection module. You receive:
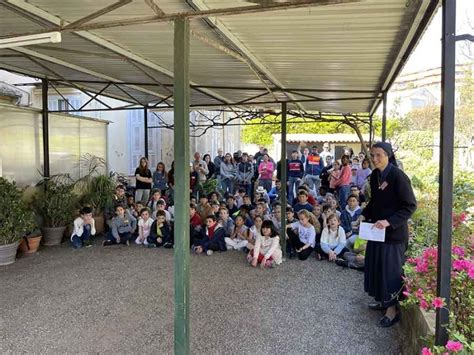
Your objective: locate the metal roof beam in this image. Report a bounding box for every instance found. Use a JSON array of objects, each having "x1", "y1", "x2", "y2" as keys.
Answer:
[
  {"x1": 4, "y1": 0, "x2": 233, "y2": 106},
  {"x1": 12, "y1": 47, "x2": 168, "y2": 99},
  {"x1": 63, "y1": 0, "x2": 132, "y2": 30}
]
